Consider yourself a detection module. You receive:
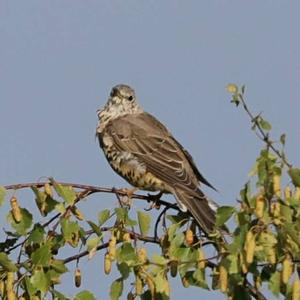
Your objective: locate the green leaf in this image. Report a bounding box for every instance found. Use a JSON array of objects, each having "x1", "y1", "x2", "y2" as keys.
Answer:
[
  {"x1": 0, "y1": 186, "x2": 6, "y2": 207},
  {"x1": 280, "y1": 134, "x2": 286, "y2": 145},
  {"x1": 53, "y1": 290, "x2": 68, "y2": 300},
  {"x1": 151, "y1": 254, "x2": 168, "y2": 266},
  {"x1": 55, "y1": 202, "x2": 66, "y2": 214},
  {"x1": 141, "y1": 291, "x2": 152, "y2": 300},
  {"x1": 115, "y1": 207, "x2": 128, "y2": 221},
  {"x1": 27, "y1": 224, "x2": 45, "y2": 243},
  {"x1": 60, "y1": 218, "x2": 80, "y2": 247},
  {"x1": 288, "y1": 168, "x2": 300, "y2": 187},
  {"x1": 117, "y1": 262, "x2": 130, "y2": 280},
  {"x1": 50, "y1": 178, "x2": 77, "y2": 205},
  {"x1": 269, "y1": 271, "x2": 281, "y2": 296},
  {"x1": 233, "y1": 286, "x2": 251, "y2": 300},
  {"x1": 154, "y1": 273, "x2": 168, "y2": 294},
  {"x1": 25, "y1": 276, "x2": 37, "y2": 296},
  {"x1": 137, "y1": 211, "x2": 151, "y2": 236},
  {"x1": 166, "y1": 213, "x2": 189, "y2": 225},
  {"x1": 193, "y1": 269, "x2": 209, "y2": 289},
  {"x1": 117, "y1": 243, "x2": 137, "y2": 265},
  {"x1": 7, "y1": 208, "x2": 33, "y2": 235},
  {"x1": 167, "y1": 222, "x2": 182, "y2": 240},
  {"x1": 98, "y1": 209, "x2": 111, "y2": 226},
  {"x1": 283, "y1": 223, "x2": 300, "y2": 247},
  {"x1": 51, "y1": 259, "x2": 68, "y2": 274},
  {"x1": 172, "y1": 248, "x2": 190, "y2": 262},
  {"x1": 169, "y1": 232, "x2": 185, "y2": 250},
  {"x1": 110, "y1": 278, "x2": 123, "y2": 300},
  {"x1": 31, "y1": 243, "x2": 52, "y2": 266},
  {"x1": 216, "y1": 206, "x2": 235, "y2": 227},
  {"x1": 259, "y1": 118, "x2": 272, "y2": 131},
  {"x1": 0, "y1": 252, "x2": 18, "y2": 271},
  {"x1": 30, "y1": 269, "x2": 51, "y2": 293},
  {"x1": 74, "y1": 290, "x2": 96, "y2": 300},
  {"x1": 231, "y1": 93, "x2": 240, "y2": 106},
  {"x1": 225, "y1": 254, "x2": 239, "y2": 274},
  {"x1": 87, "y1": 220, "x2": 102, "y2": 236},
  {"x1": 87, "y1": 236, "x2": 101, "y2": 254},
  {"x1": 32, "y1": 186, "x2": 59, "y2": 216},
  {"x1": 115, "y1": 208, "x2": 137, "y2": 226},
  {"x1": 0, "y1": 238, "x2": 18, "y2": 252}
]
